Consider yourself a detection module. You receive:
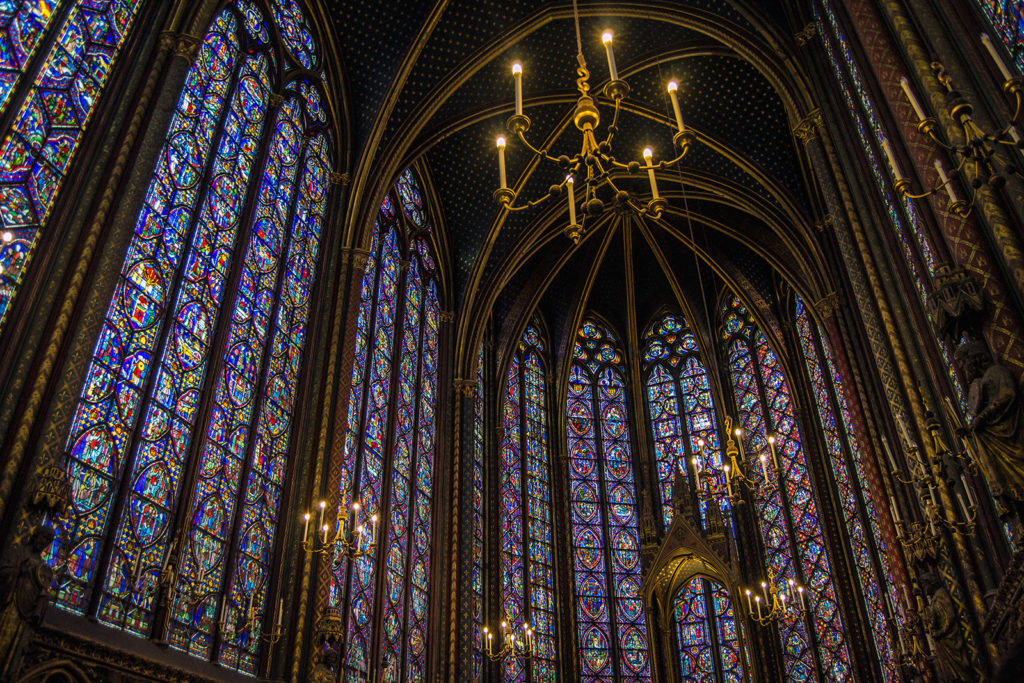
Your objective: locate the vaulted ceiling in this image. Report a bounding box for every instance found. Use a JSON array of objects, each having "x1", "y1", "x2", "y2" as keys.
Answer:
[{"x1": 316, "y1": 0, "x2": 833, "y2": 377}]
